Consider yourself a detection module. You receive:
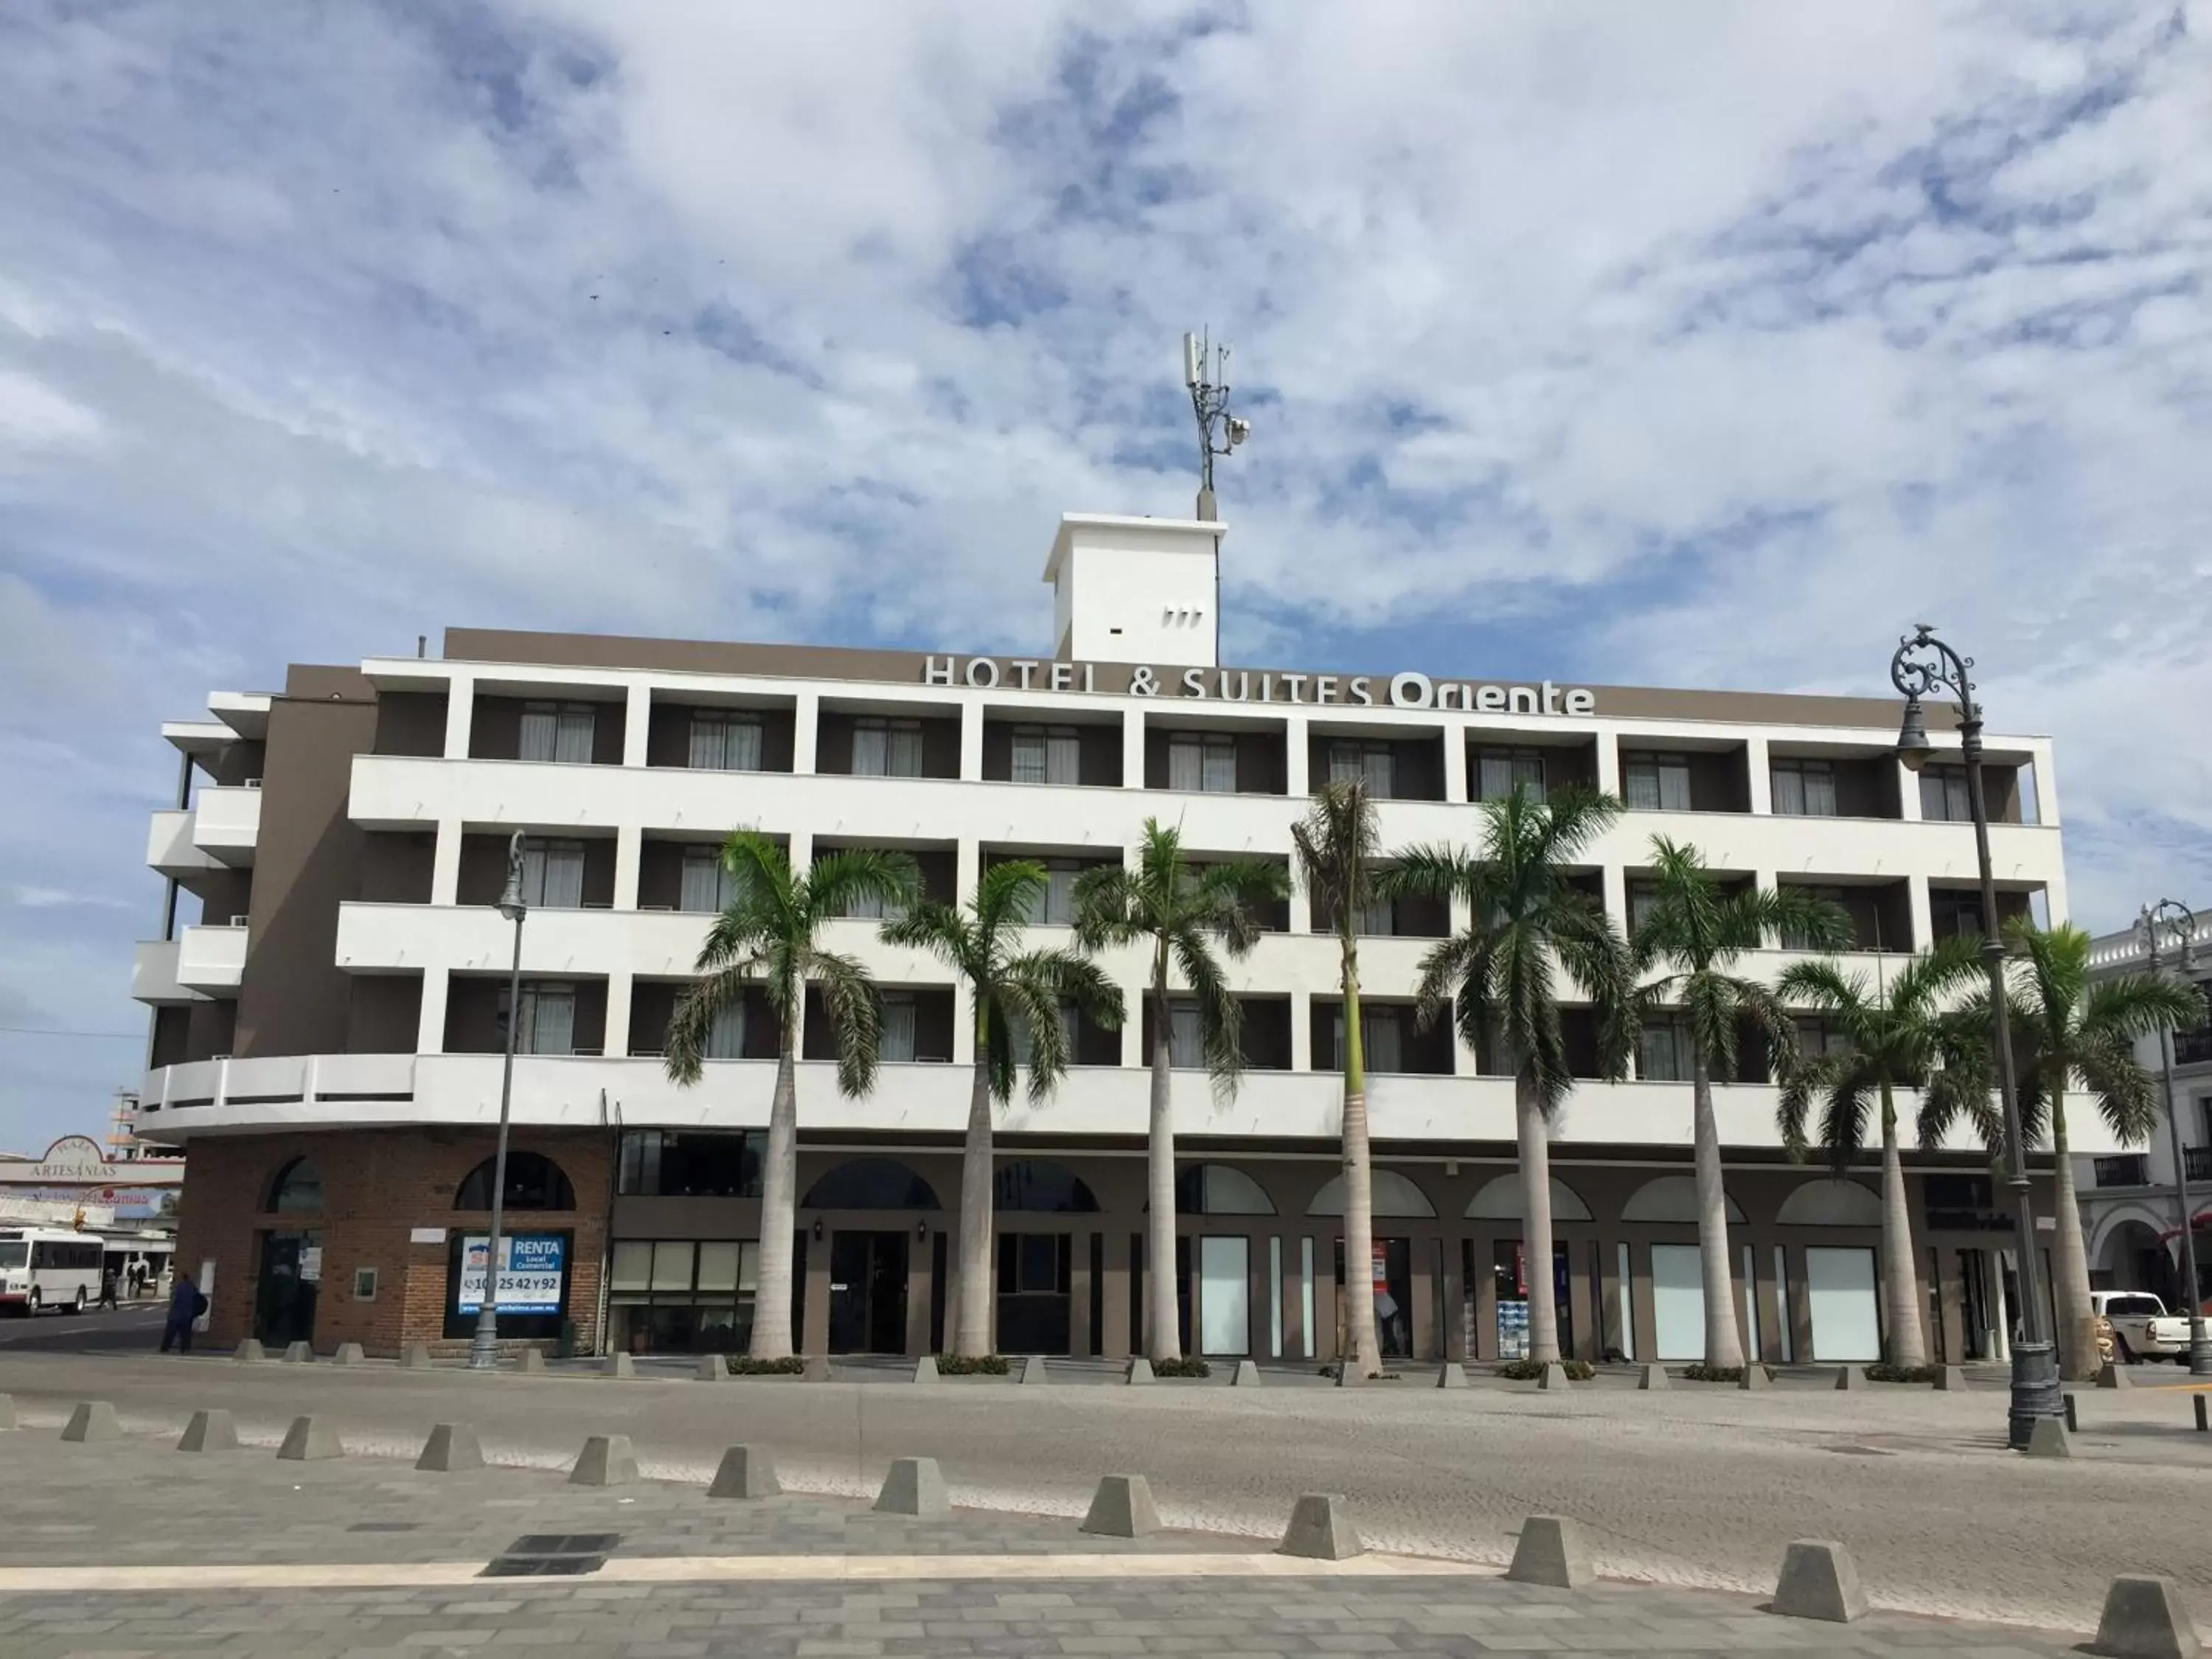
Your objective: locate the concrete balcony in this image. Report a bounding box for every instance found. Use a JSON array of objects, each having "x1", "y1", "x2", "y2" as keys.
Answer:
[
  {"x1": 131, "y1": 939, "x2": 207, "y2": 1006},
  {"x1": 146, "y1": 810, "x2": 218, "y2": 879},
  {"x1": 192, "y1": 785, "x2": 262, "y2": 866},
  {"x1": 175, "y1": 922, "x2": 248, "y2": 995}
]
